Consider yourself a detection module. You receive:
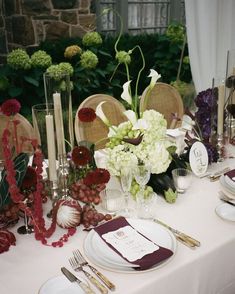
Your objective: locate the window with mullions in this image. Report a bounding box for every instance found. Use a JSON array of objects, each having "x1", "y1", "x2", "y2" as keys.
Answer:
[{"x1": 95, "y1": 0, "x2": 185, "y2": 36}]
